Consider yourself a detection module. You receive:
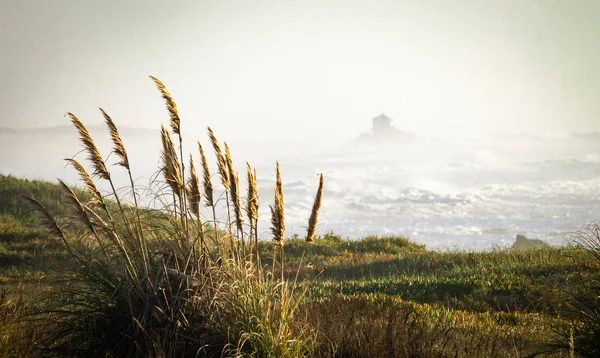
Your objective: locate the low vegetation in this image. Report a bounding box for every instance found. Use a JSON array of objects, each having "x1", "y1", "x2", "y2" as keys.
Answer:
[{"x1": 0, "y1": 76, "x2": 599, "y2": 357}]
